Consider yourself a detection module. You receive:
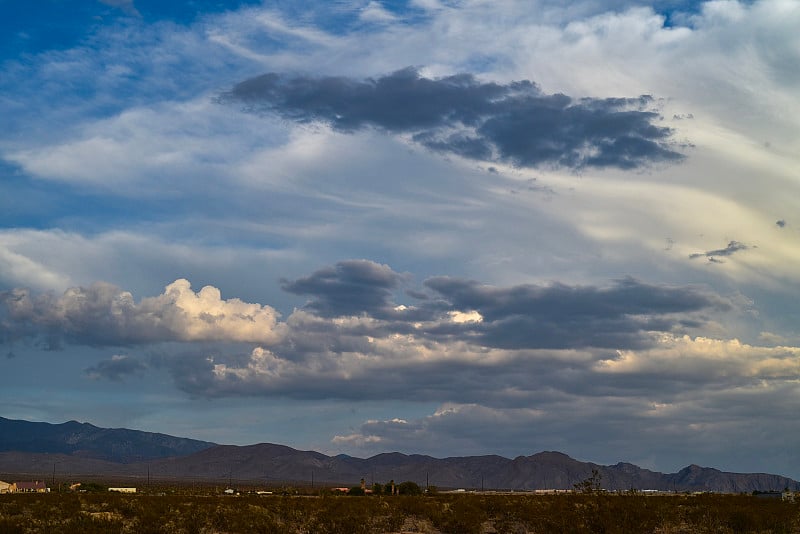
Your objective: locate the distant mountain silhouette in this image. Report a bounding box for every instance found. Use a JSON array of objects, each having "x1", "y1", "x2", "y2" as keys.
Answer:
[
  {"x1": 0, "y1": 416, "x2": 797, "y2": 493},
  {"x1": 0, "y1": 416, "x2": 215, "y2": 463}
]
